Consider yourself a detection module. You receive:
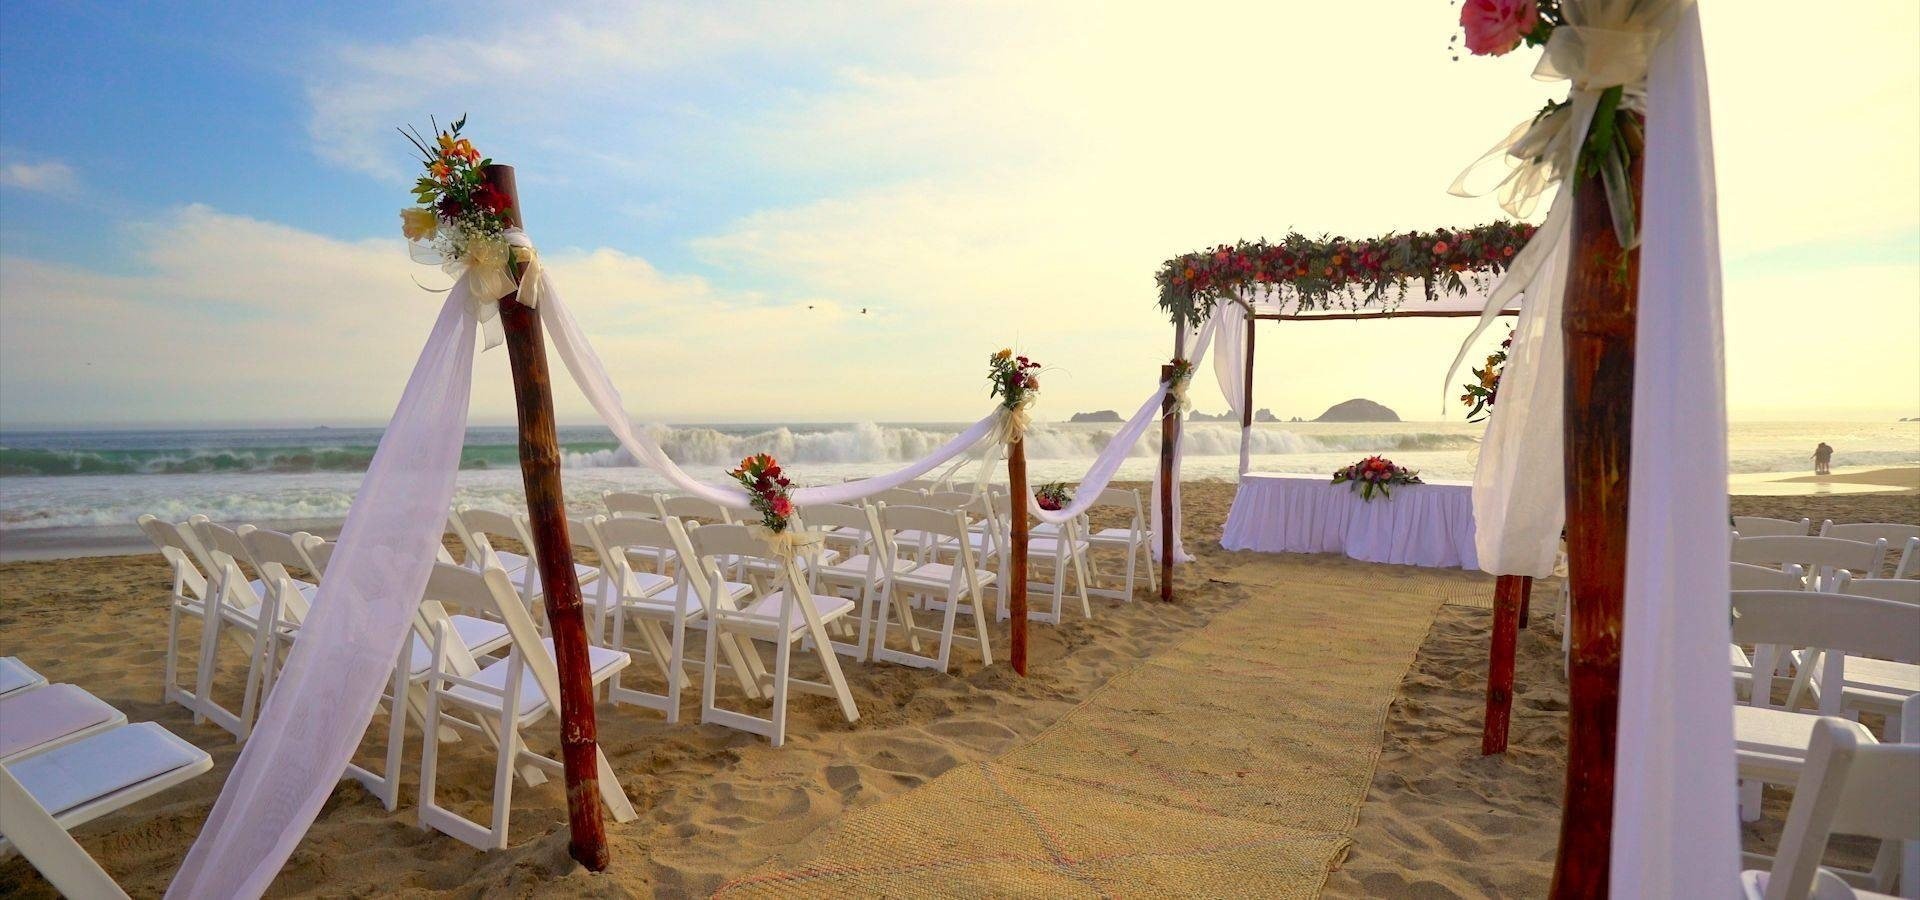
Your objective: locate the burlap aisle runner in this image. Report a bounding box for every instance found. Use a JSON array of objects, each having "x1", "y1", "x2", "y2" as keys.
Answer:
[{"x1": 715, "y1": 568, "x2": 1451, "y2": 898}]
